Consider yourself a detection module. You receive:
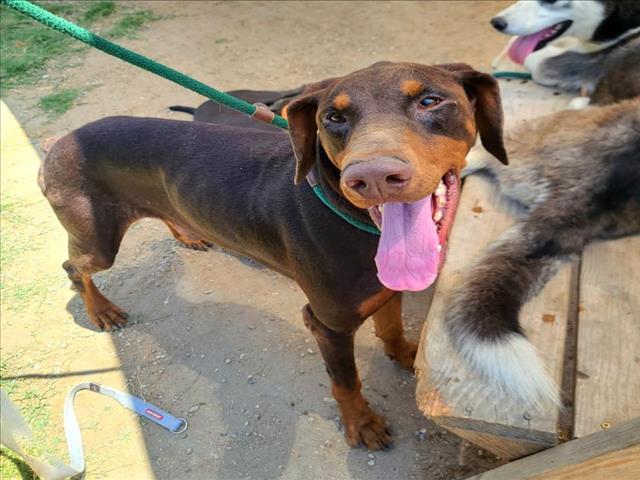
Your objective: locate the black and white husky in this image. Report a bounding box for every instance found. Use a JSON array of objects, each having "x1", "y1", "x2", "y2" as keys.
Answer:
[{"x1": 491, "y1": 0, "x2": 640, "y2": 104}]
